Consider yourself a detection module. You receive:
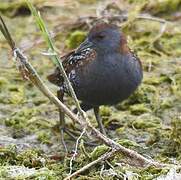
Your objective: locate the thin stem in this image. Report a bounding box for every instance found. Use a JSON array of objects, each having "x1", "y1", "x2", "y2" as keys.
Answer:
[
  {"x1": 26, "y1": 0, "x2": 85, "y2": 119},
  {"x1": 68, "y1": 127, "x2": 86, "y2": 175}
]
